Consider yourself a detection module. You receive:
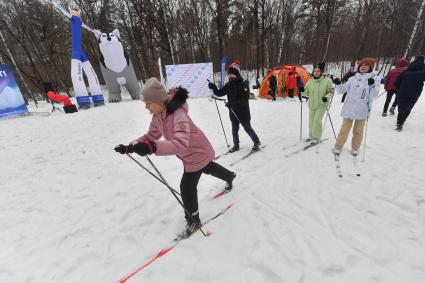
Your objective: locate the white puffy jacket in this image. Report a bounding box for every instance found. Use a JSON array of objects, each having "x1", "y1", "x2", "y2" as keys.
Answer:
[{"x1": 336, "y1": 72, "x2": 381, "y2": 120}]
